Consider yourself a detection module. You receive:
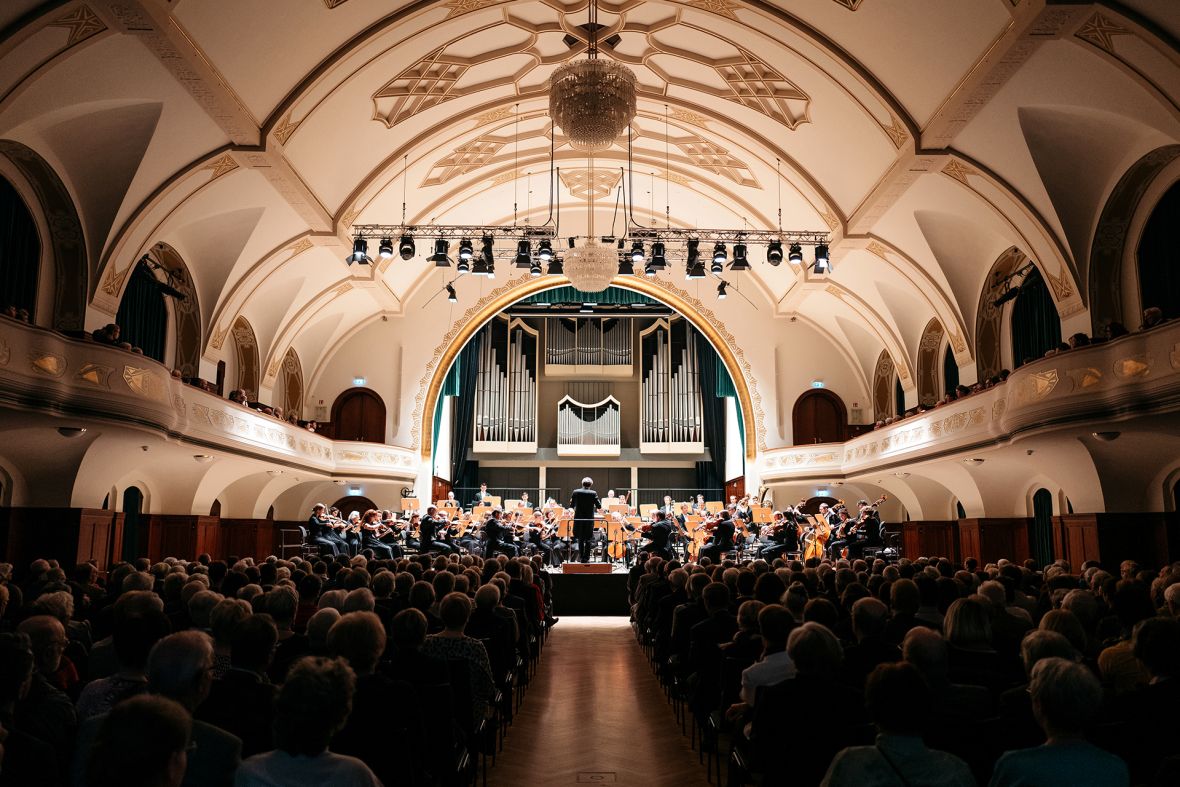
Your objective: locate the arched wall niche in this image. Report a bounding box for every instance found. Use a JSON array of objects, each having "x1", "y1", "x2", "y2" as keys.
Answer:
[
  {"x1": 230, "y1": 316, "x2": 260, "y2": 399},
  {"x1": 916, "y1": 319, "x2": 945, "y2": 407},
  {"x1": 976, "y1": 246, "x2": 1027, "y2": 381},
  {"x1": 151, "y1": 242, "x2": 201, "y2": 378},
  {"x1": 280, "y1": 348, "x2": 304, "y2": 417},
  {"x1": 0, "y1": 139, "x2": 87, "y2": 330},
  {"x1": 417, "y1": 277, "x2": 760, "y2": 466},
  {"x1": 1089, "y1": 144, "x2": 1180, "y2": 333},
  {"x1": 872, "y1": 351, "x2": 896, "y2": 422}
]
